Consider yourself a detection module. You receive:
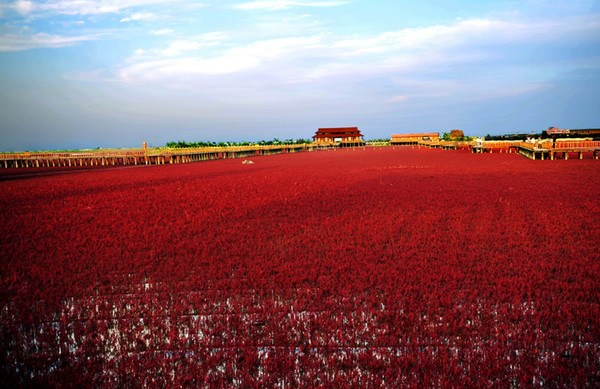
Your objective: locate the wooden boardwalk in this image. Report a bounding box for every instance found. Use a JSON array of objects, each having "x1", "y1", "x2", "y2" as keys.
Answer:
[
  {"x1": 471, "y1": 141, "x2": 520, "y2": 154},
  {"x1": 2, "y1": 140, "x2": 599, "y2": 169},
  {"x1": 516, "y1": 141, "x2": 600, "y2": 160},
  {"x1": 420, "y1": 139, "x2": 600, "y2": 160},
  {"x1": 0, "y1": 144, "x2": 333, "y2": 169}
]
